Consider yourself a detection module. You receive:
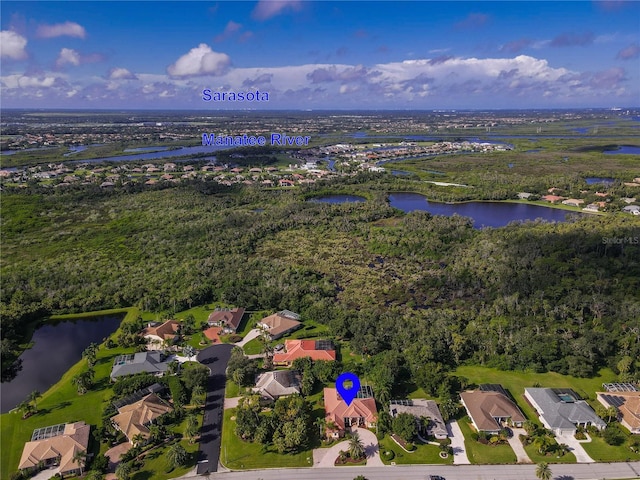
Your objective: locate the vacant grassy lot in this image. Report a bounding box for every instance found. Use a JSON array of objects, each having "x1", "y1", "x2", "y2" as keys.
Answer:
[
  {"x1": 221, "y1": 408, "x2": 312, "y2": 469},
  {"x1": 522, "y1": 441, "x2": 576, "y2": 464},
  {"x1": 378, "y1": 435, "x2": 452, "y2": 465},
  {"x1": 458, "y1": 417, "x2": 517, "y2": 464}
]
